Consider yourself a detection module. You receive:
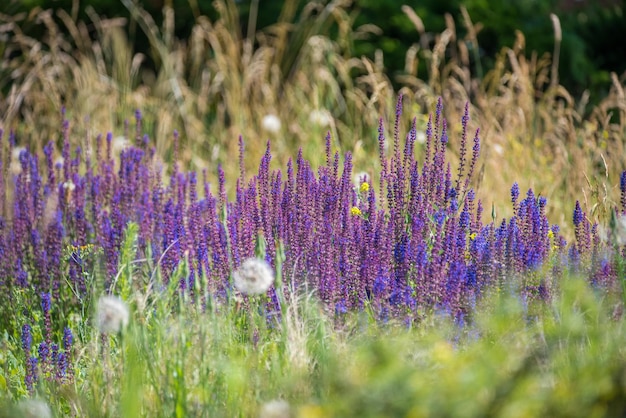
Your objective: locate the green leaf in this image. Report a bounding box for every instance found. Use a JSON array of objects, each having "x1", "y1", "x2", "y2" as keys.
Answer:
[{"x1": 117, "y1": 222, "x2": 139, "y2": 300}]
